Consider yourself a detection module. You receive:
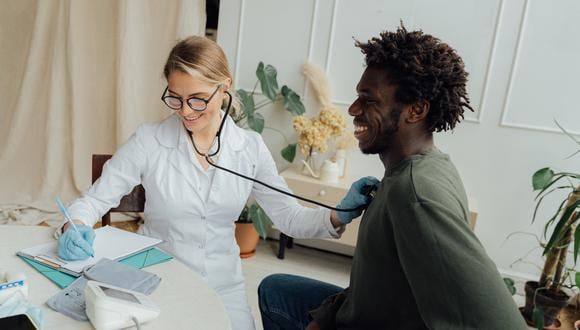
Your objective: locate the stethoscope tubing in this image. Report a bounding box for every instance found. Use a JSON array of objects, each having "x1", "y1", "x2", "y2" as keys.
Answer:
[{"x1": 190, "y1": 90, "x2": 366, "y2": 213}]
